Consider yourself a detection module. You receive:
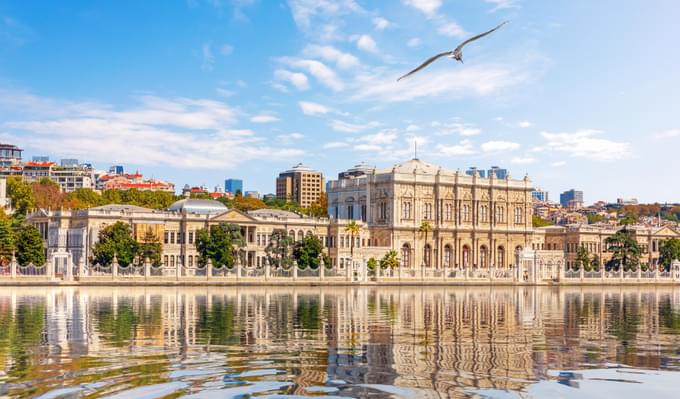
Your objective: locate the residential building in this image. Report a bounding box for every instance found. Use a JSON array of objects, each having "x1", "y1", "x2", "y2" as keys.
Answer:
[
  {"x1": 22, "y1": 161, "x2": 95, "y2": 192},
  {"x1": 617, "y1": 198, "x2": 639, "y2": 206},
  {"x1": 60, "y1": 158, "x2": 80, "y2": 167},
  {"x1": 109, "y1": 165, "x2": 124, "y2": 175},
  {"x1": 465, "y1": 167, "x2": 486, "y2": 178},
  {"x1": 0, "y1": 143, "x2": 23, "y2": 170},
  {"x1": 488, "y1": 166, "x2": 508, "y2": 179},
  {"x1": 224, "y1": 178, "x2": 243, "y2": 195},
  {"x1": 276, "y1": 163, "x2": 324, "y2": 208},
  {"x1": 32, "y1": 156, "x2": 50, "y2": 162},
  {"x1": 245, "y1": 191, "x2": 261, "y2": 199},
  {"x1": 532, "y1": 189, "x2": 549, "y2": 202},
  {"x1": 96, "y1": 171, "x2": 174, "y2": 192},
  {"x1": 560, "y1": 189, "x2": 584, "y2": 208}
]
